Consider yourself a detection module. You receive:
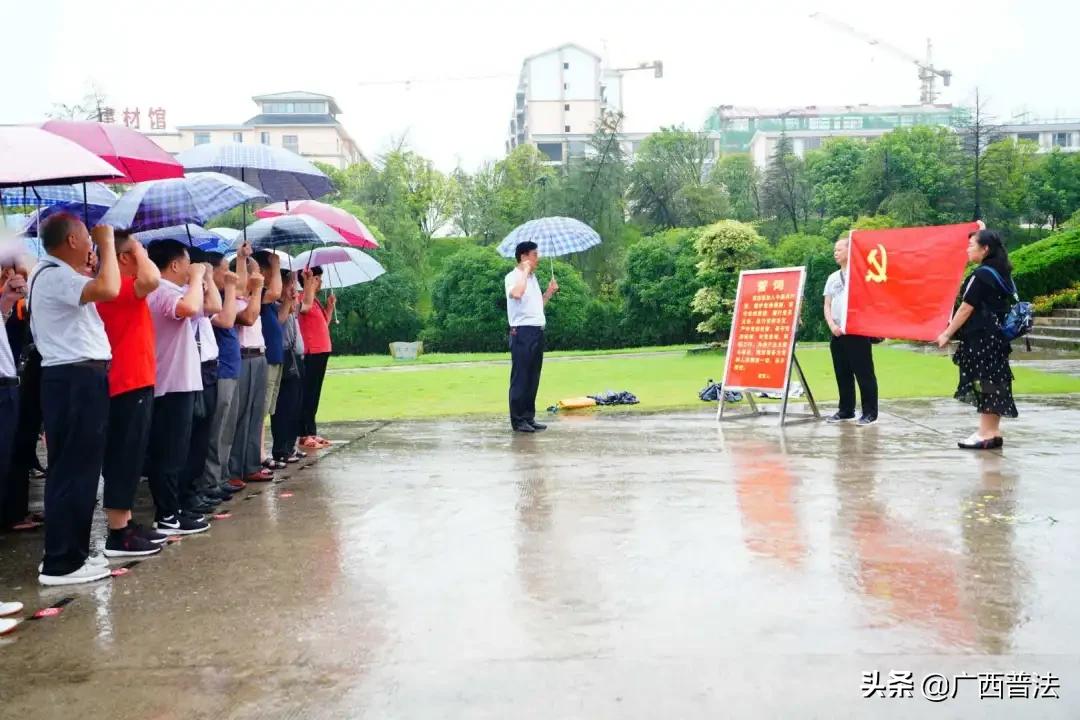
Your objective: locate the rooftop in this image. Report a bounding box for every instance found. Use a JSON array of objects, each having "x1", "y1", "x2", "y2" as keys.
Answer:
[
  {"x1": 242, "y1": 114, "x2": 339, "y2": 126},
  {"x1": 713, "y1": 104, "x2": 957, "y2": 118},
  {"x1": 252, "y1": 90, "x2": 342, "y2": 114}
]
